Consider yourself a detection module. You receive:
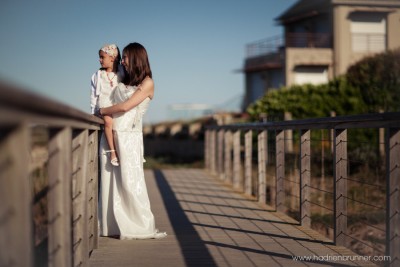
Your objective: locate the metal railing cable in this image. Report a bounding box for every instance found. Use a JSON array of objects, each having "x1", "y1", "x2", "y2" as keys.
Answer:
[{"x1": 205, "y1": 111, "x2": 400, "y2": 264}]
